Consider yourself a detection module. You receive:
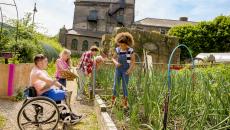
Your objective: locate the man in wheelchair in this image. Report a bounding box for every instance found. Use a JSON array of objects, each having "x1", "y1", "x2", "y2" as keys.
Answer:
[{"x1": 29, "y1": 54, "x2": 82, "y2": 124}]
